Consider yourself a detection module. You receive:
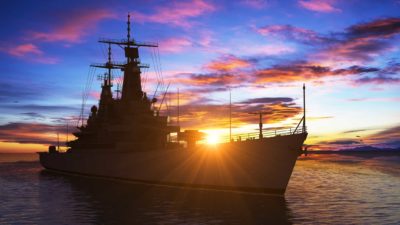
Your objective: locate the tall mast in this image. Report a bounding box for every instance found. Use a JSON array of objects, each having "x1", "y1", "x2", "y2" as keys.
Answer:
[
  {"x1": 107, "y1": 43, "x2": 112, "y2": 86},
  {"x1": 303, "y1": 83, "x2": 306, "y2": 132},
  {"x1": 116, "y1": 83, "x2": 121, "y2": 99},
  {"x1": 126, "y1": 13, "x2": 131, "y2": 65},
  {"x1": 66, "y1": 121, "x2": 69, "y2": 143},
  {"x1": 229, "y1": 88, "x2": 232, "y2": 141},
  {"x1": 127, "y1": 13, "x2": 131, "y2": 48},
  {"x1": 57, "y1": 132, "x2": 60, "y2": 151},
  {"x1": 177, "y1": 88, "x2": 180, "y2": 126},
  {"x1": 93, "y1": 13, "x2": 157, "y2": 101}
]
